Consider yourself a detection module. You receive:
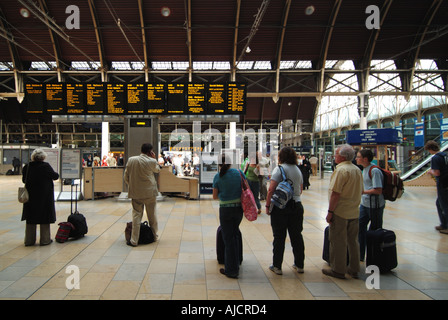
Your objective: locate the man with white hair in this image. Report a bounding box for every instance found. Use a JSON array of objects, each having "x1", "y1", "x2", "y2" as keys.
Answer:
[{"x1": 322, "y1": 144, "x2": 363, "y2": 279}]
